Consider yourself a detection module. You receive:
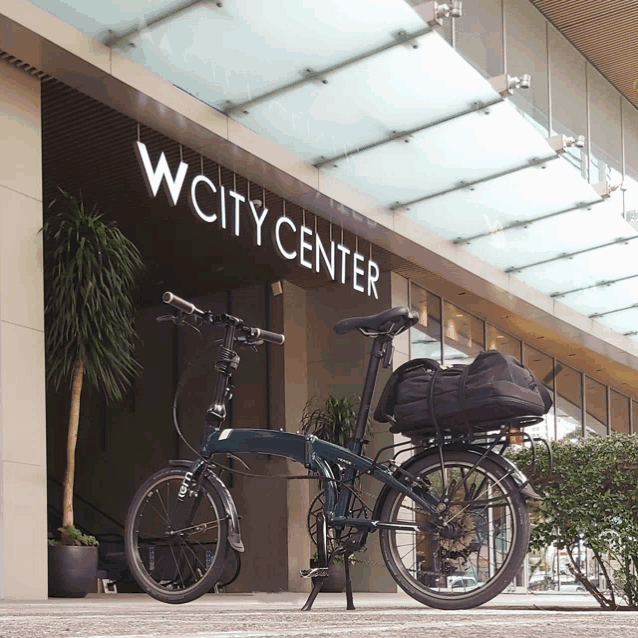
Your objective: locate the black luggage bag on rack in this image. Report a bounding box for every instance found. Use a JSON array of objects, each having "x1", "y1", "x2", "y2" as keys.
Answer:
[{"x1": 374, "y1": 350, "x2": 552, "y2": 438}]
